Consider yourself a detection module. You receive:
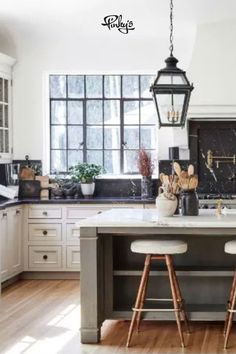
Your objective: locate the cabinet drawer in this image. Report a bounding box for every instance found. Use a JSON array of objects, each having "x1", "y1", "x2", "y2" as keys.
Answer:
[
  {"x1": 28, "y1": 207, "x2": 62, "y2": 219},
  {"x1": 28, "y1": 224, "x2": 62, "y2": 242},
  {"x1": 28, "y1": 246, "x2": 62, "y2": 268},
  {"x1": 66, "y1": 207, "x2": 108, "y2": 219},
  {"x1": 67, "y1": 246, "x2": 80, "y2": 269},
  {"x1": 66, "y1": 223, "x2": 82, "y2": 243}
]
